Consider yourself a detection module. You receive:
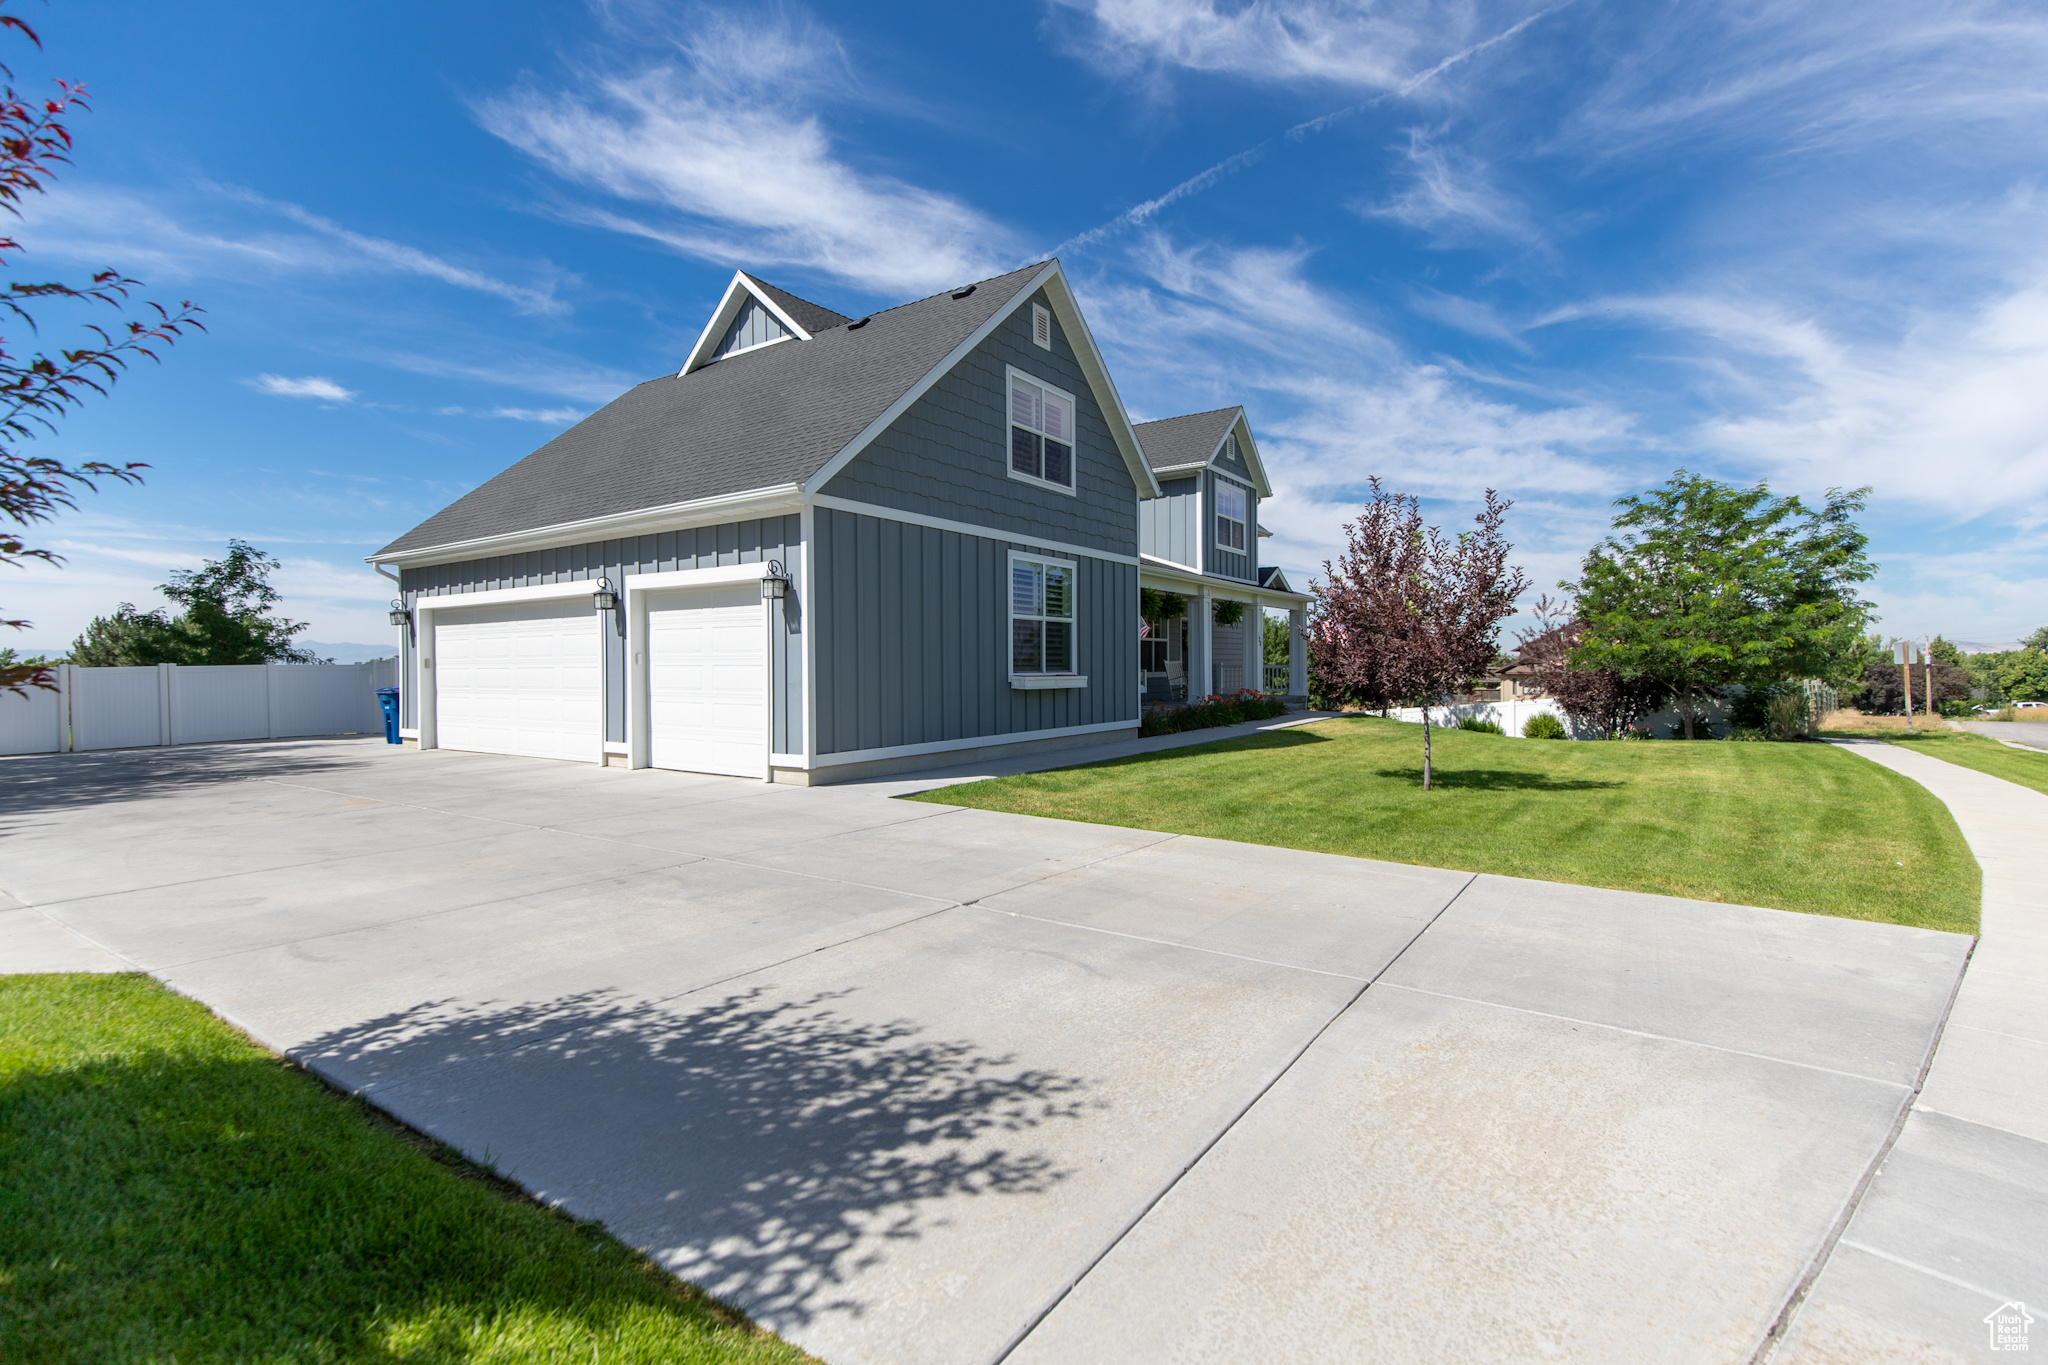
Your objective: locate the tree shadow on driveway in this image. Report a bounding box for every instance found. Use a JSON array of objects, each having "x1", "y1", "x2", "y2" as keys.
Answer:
[
  {"x1": 0, "y1": 739, "x2": 376, "y2": 824},
  {"x1": 299, "y1": 984, "x2": 1100, "y2": 1330}
]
